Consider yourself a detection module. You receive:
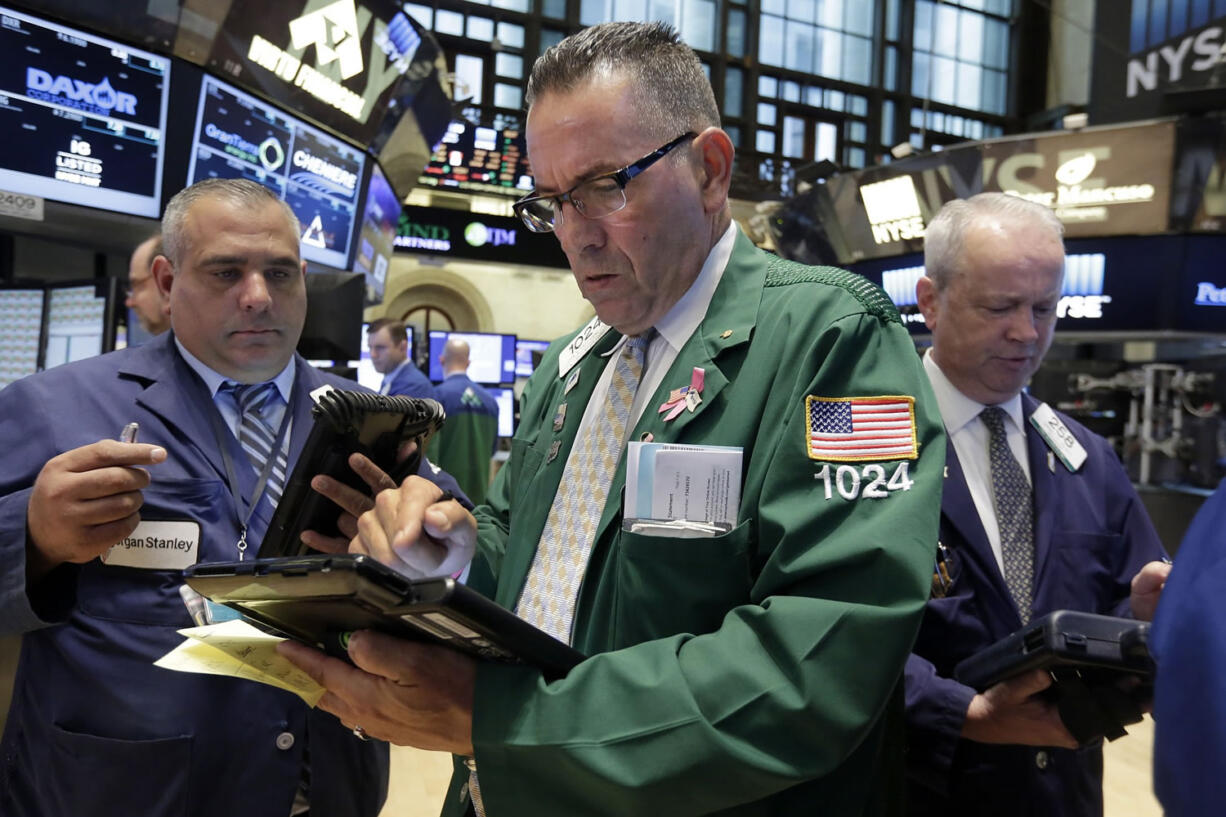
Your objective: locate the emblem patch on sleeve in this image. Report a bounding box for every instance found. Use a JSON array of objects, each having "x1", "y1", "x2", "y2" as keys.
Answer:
[{"x1": 806, "y1": 395, "x2": 918, "y2": 461}]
